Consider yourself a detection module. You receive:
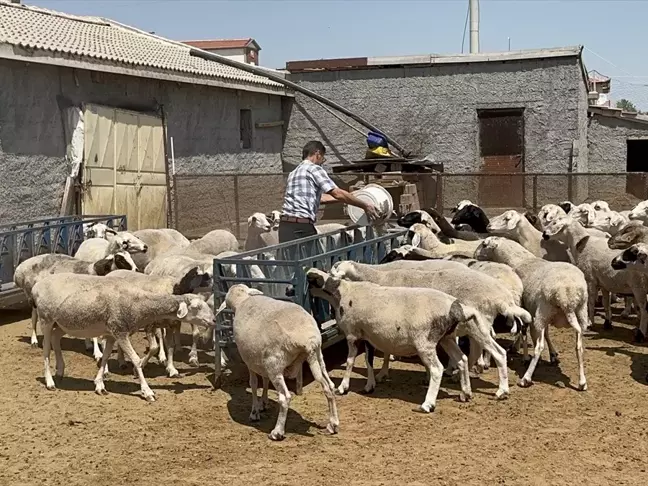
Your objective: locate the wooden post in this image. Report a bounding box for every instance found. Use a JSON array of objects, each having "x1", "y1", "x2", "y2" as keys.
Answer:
[
  {"x1": 532, "y1": 175, "x2": 538, "y2": 213},
  {"x1": 435, "y1": 174, "x2": 444, "y2": 213}
]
